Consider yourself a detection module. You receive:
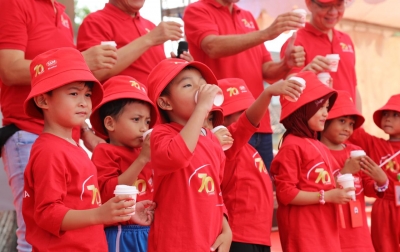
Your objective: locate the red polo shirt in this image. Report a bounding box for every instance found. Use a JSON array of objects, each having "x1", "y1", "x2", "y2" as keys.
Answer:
[
  {"x1": 184, "y1": 0, "x2": 273, "y2": 133},
  {"x1": 77, "y1": 3, "x2": 166, "y2": 85},
  {"x1": 281, "y1": 23, "x2": 357, "y2": 102},
  {"x1": 0, "y1": 0, "x2": 74, "y2": 134}
]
